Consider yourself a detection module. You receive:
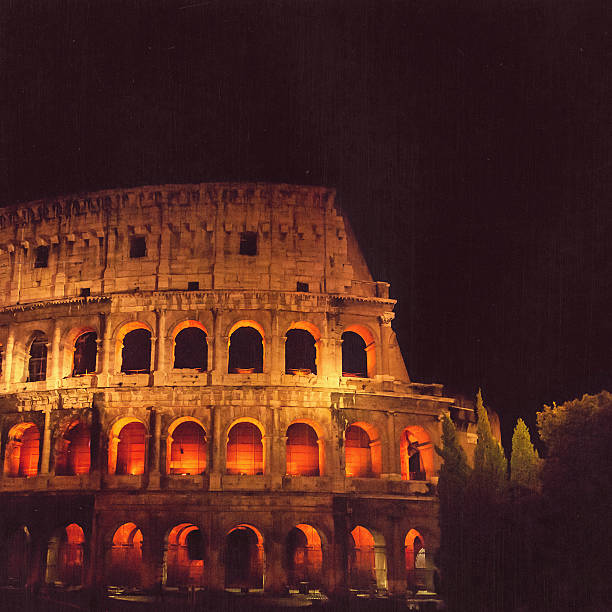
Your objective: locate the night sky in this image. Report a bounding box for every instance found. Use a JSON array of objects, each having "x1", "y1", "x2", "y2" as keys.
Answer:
[{"x1": 2, "y1": 0, "x2": 612, "y2": 448}]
